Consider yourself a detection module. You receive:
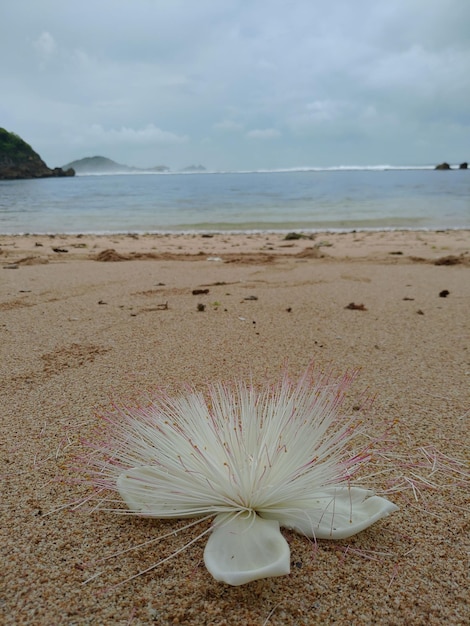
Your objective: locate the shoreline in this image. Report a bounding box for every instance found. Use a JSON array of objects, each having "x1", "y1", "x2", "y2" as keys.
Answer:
[
  {"x1": 2, "y1": 225, "x2": 469, "y2": 235},
  {"x1": 1, "y1": 229, "x2": 469, "y2": 265}
]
